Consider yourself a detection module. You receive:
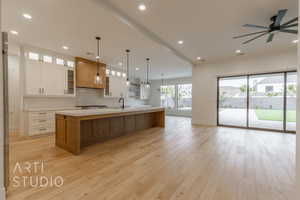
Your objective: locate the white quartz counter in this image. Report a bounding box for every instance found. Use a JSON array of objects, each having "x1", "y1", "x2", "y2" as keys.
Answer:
[{"x1": 56, "y1": 106, "x2": 164, "y2": 117}]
